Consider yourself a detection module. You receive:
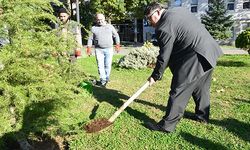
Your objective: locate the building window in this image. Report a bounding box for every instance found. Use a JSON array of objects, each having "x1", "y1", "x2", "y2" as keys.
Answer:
[
  {"x1": 191, "y1": 6, "x2": 198, "y2": 12},
  {"x1": 243, "y1": 2, "x2": 250, "y2": 9},
  {"x1": 175, "y1": 0, "x2": 182, "y2": 6},
  {"x1": 191, "y1": 0, "x2": 198, "y2": 13},
  {"x1": 227, "y1": 0, "x2": 235, "y2": 10},
  {"x1": 242, "y1": 22, "x2": 250, "y2": 30}
]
